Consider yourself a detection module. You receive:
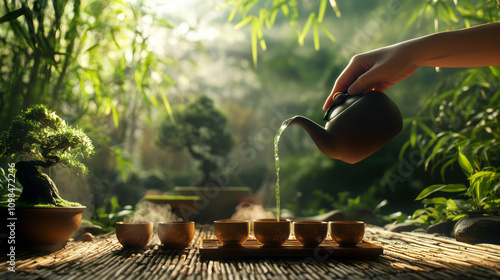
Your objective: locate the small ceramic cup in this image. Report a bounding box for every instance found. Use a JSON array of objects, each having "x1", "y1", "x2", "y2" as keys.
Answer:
[
  {"x1": 293, "y1": 221, "x2": 328, "y2": 247},
  {"x1": 253, "y1": 219, "x2": 291, "y2": 247},
  {"x1": 214, "y1": 220, "x2": 250, "y2": 247},
  {"x1": 157, "y1": 221, "x2": 195, "y2": 249},
  {"x1": 115, "y1": 221, "x2": 153, "y2": 248},
  {"x1": 329, "y1": 221, "x2": 365, "y2": 247}
]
